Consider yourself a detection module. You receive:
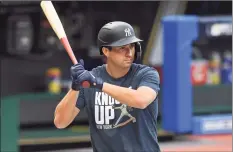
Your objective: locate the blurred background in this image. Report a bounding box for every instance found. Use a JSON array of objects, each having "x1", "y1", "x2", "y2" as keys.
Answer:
[{"x1": 0, "y1": 1, "x2": 232, "y2": 152}]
